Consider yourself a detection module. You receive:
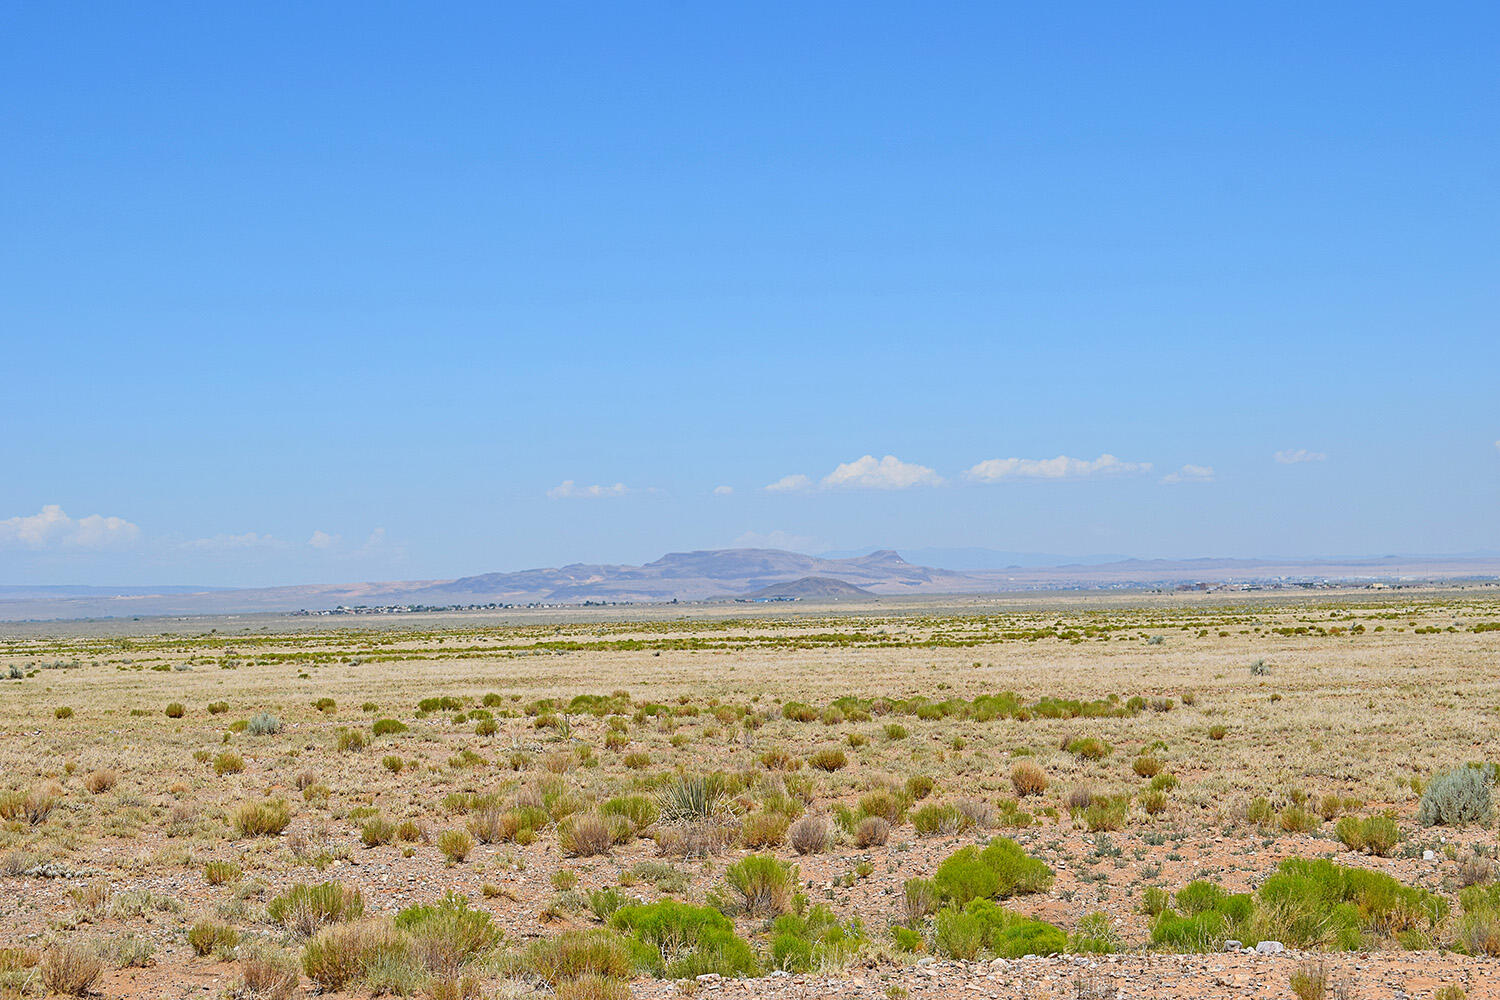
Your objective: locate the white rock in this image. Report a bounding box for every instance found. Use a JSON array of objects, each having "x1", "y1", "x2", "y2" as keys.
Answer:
[{"x1": 1254, "y1": 940, "x2": 1285, "y2": 955}]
